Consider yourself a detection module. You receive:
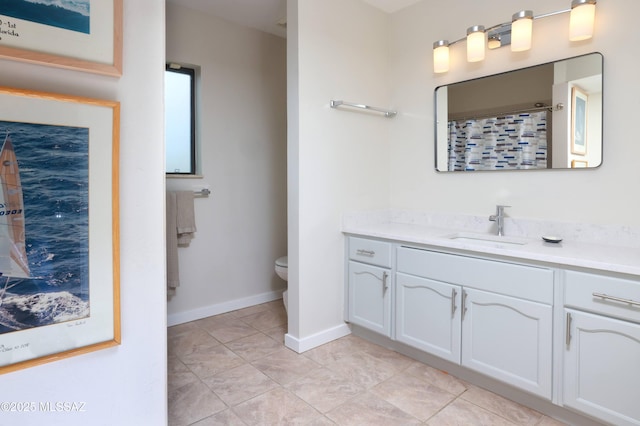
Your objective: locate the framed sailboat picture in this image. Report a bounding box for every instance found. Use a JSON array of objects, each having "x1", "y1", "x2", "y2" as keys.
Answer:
[
  {"x1": 0, "y1": 86, "x2": 120, "y2": 374},
  {"x1": 0, "y1": 0, "x2": 122, "y2": 76}
]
